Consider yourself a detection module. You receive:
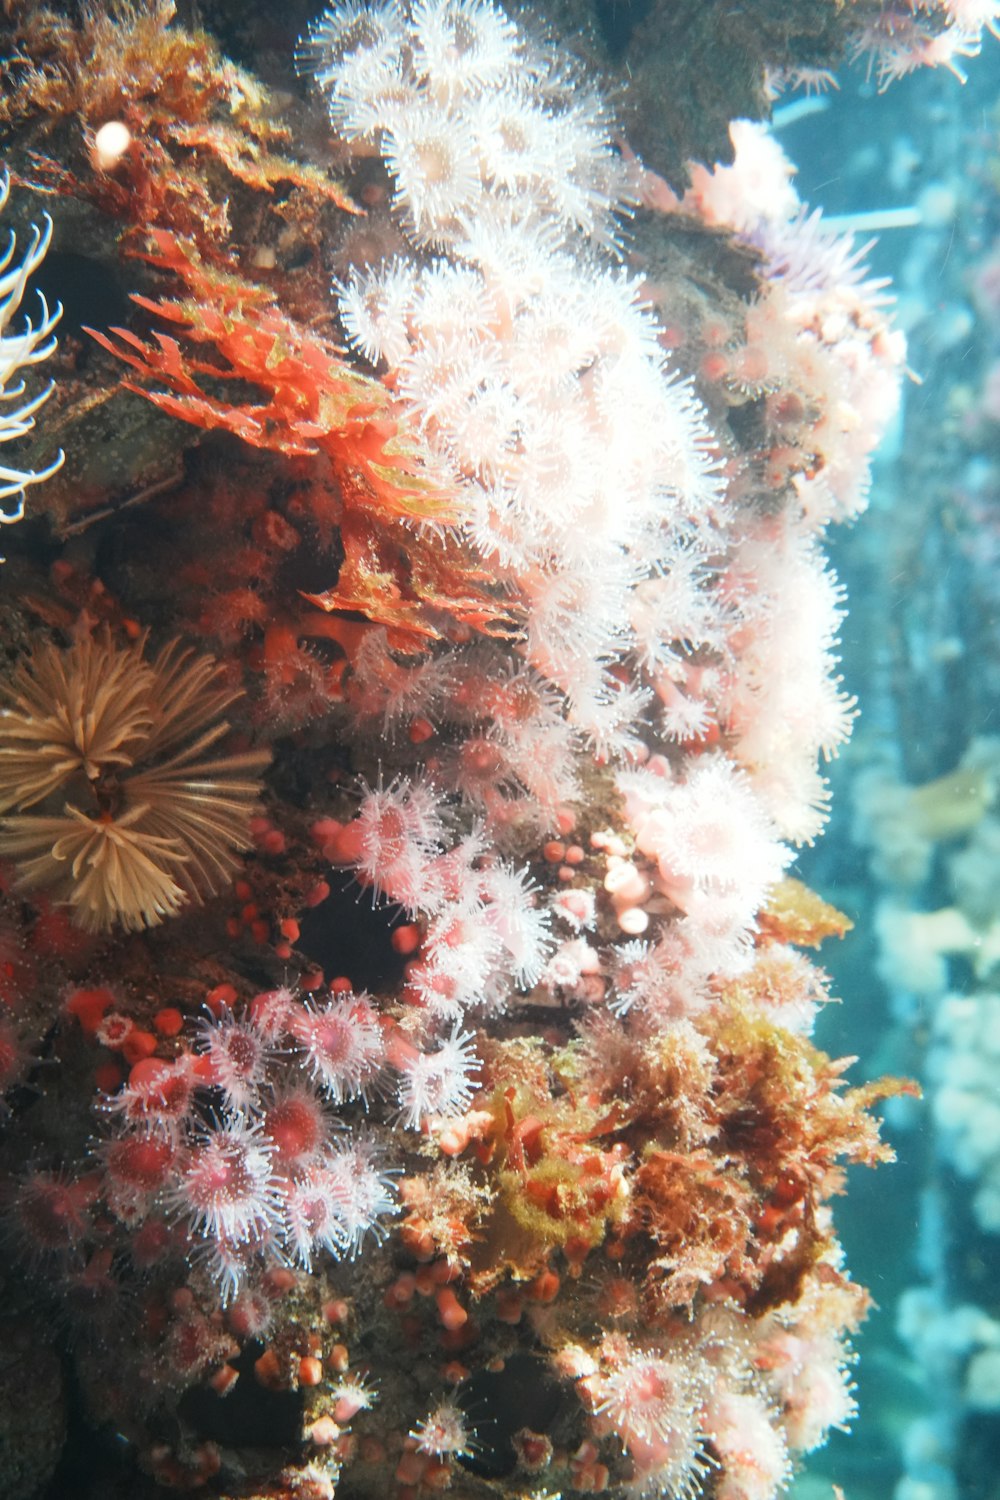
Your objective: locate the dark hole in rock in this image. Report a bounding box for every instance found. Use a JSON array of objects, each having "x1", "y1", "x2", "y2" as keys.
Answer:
[
  {"x1": 29, "y1": 251, "x2": 130, "y2": 341},
  {"x1": 179, "y1": 1340, "x2": 303, "y2": 1448},
  {"x1": 296, "y1": 873, "x2": 410, "y2": 991},
  {"x1": 274, "y1": 543, "x2": 344, "y2": 596},
  {"x1": 456, "y1": 1353, "x2": 567, "y2": 1479}
]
